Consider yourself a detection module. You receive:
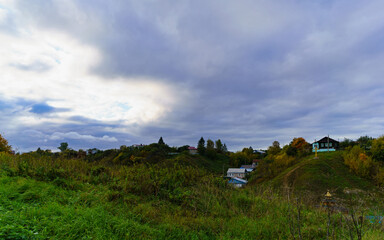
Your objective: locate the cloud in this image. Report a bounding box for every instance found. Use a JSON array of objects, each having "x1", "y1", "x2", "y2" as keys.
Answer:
[
  {"x1": 10, "y1": 61, "x2": 52, "y2": 72},
  {"x1": 0, "y1": 19, "x2": 181, "y2": 124},
  {"x1": 49, "y1": 131, "x2": 117, "y2": 142},
  {"x1": 2, "y1": 0, "x2": 384, "y2": 152}
]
